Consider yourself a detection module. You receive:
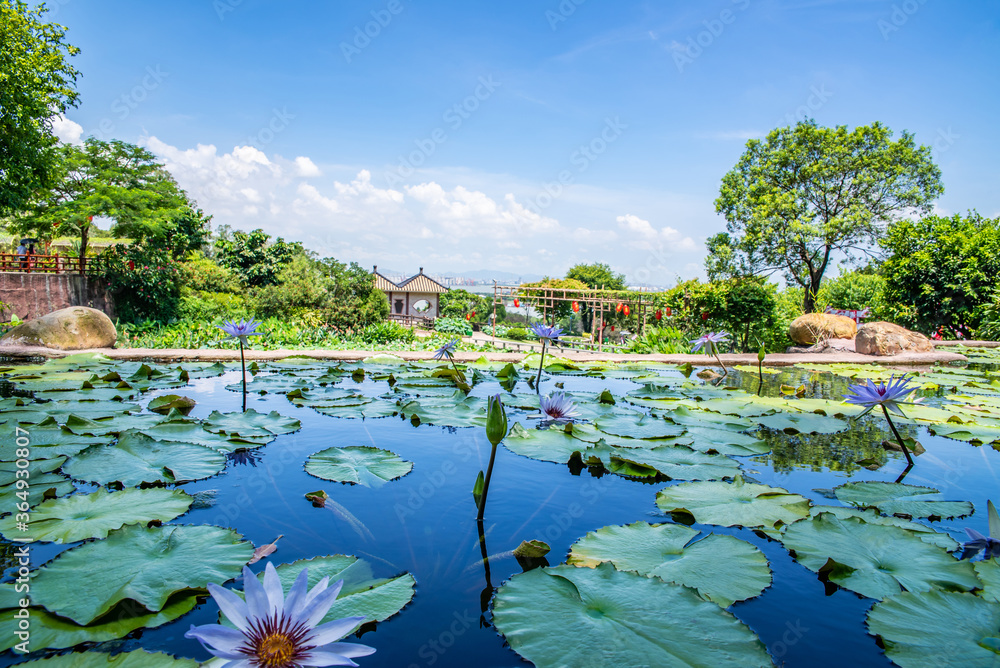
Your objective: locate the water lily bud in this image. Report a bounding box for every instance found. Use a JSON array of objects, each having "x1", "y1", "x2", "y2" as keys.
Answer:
[
  {"x1": 758, "y1": 346, "x2": 766, "y2": 363},
  {"x1": 486, "y1": 394, "x2": 508, "y2": 446}
]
